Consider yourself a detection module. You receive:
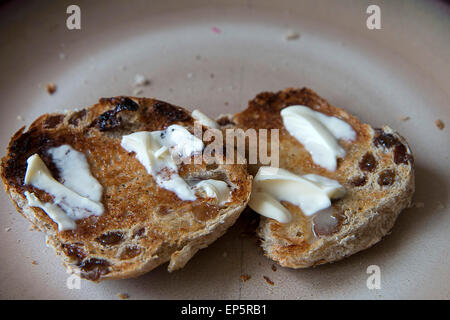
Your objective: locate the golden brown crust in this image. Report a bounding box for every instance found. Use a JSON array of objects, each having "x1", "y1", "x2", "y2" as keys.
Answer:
[
  {"x1": 232, "y1": 88, "x2": 415, "y2": 268},
  {"x1": 1, "y1": 97, "x2": 252, "y2": 281}
]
